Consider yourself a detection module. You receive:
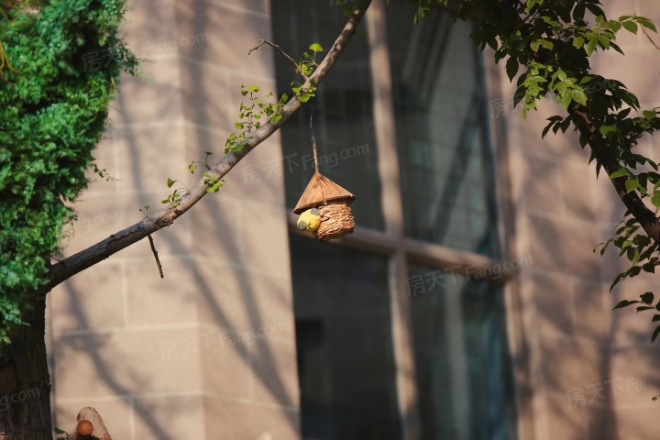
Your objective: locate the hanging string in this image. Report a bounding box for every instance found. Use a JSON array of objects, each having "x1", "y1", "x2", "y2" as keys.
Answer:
[
  {"x1": 310, "y1": 107, "x2": 320, "y2": 174},
  {"x1": 309, "y1": 107, "x2": 327, "y2": 204}
]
